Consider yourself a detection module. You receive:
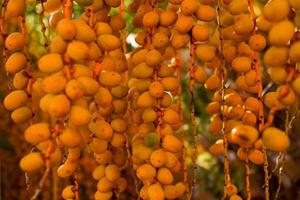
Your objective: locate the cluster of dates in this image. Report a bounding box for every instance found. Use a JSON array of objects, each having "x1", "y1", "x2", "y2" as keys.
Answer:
[{"x1": 2, "y1": 0, "x2": 300, "y2": 200}]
